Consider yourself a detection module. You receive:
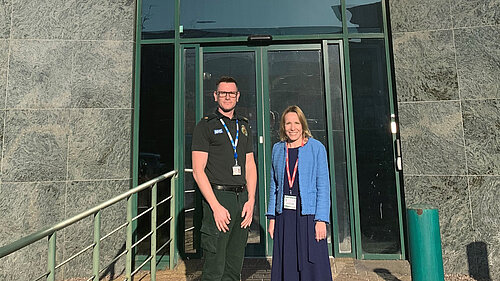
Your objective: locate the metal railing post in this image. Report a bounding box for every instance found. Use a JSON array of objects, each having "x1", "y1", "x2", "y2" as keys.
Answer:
[
  {"x1": 46, "y1": 232, "x2": 56, "y2": 281},
  {"x1": 92, "y1": 211, "x2": 101, "y2": 281},
  {"x1": 126, "y1": 195, "x2": 133, "y2": 280},
  {"x1": 169, "y1": 176, "x2": 176, "y2": 269},
  {"x1": 151, "y1": 183, "x2": 158, "y2": 281}
]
